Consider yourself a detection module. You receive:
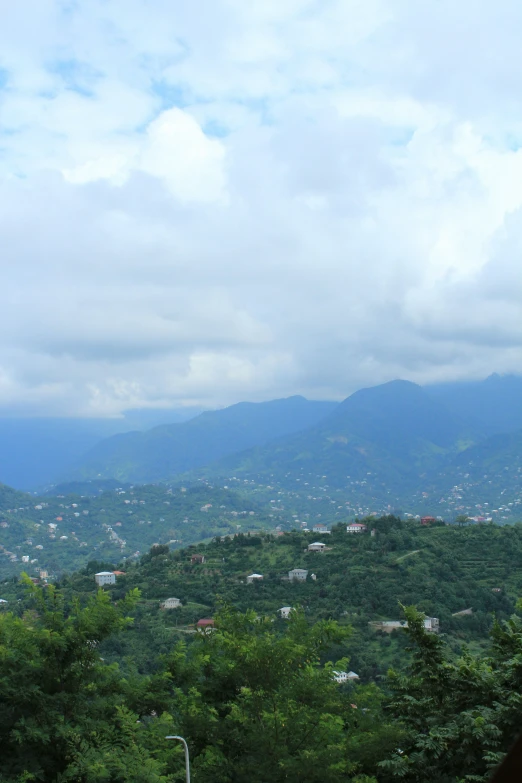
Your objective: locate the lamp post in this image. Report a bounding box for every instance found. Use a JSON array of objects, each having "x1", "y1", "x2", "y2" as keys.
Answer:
[{"x1": 166, "y1": 735, "x2": 190, "y2": 783}]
